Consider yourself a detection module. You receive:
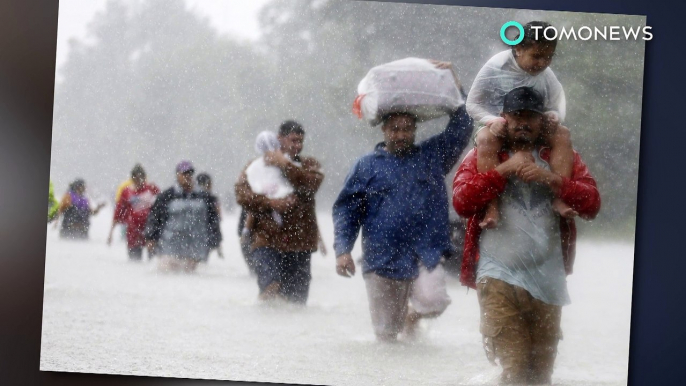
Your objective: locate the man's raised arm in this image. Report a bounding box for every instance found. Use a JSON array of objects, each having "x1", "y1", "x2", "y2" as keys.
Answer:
[
  {"x1": 421, "y1": 60, "x2": 474, "y2": 175},
  {"x1": 423, "y1": 105, "x2": 474, "y2": 175}
]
